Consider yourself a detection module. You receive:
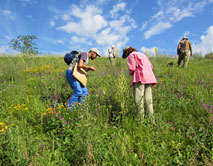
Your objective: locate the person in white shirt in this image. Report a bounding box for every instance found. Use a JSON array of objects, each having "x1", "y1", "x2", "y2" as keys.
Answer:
[{"x1": 108, "y1": 45, "x2": 116, "y2": 65}]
